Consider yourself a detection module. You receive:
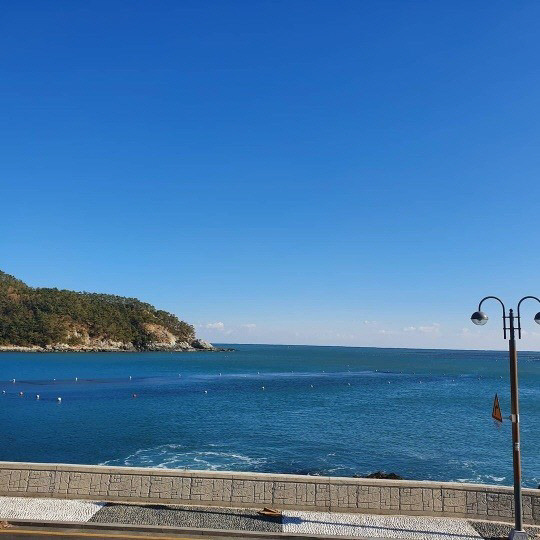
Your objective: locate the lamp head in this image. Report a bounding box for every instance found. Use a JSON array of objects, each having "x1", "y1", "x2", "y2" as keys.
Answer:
[
  {"x1": 535, "y1": 312, "x2": 540, "y2": 326},
  {"x1": 471, "y1": 311, "x2": 488, "y2": 326}
]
